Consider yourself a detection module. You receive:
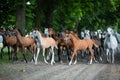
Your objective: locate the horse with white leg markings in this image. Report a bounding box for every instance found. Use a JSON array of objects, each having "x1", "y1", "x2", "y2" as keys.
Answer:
[
  {"x1": 31, "y1": 29, "x2": 58, "y2": 65},
  {"x1": 64, "y1": 31, "x2": 98, "y2": 65}
]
